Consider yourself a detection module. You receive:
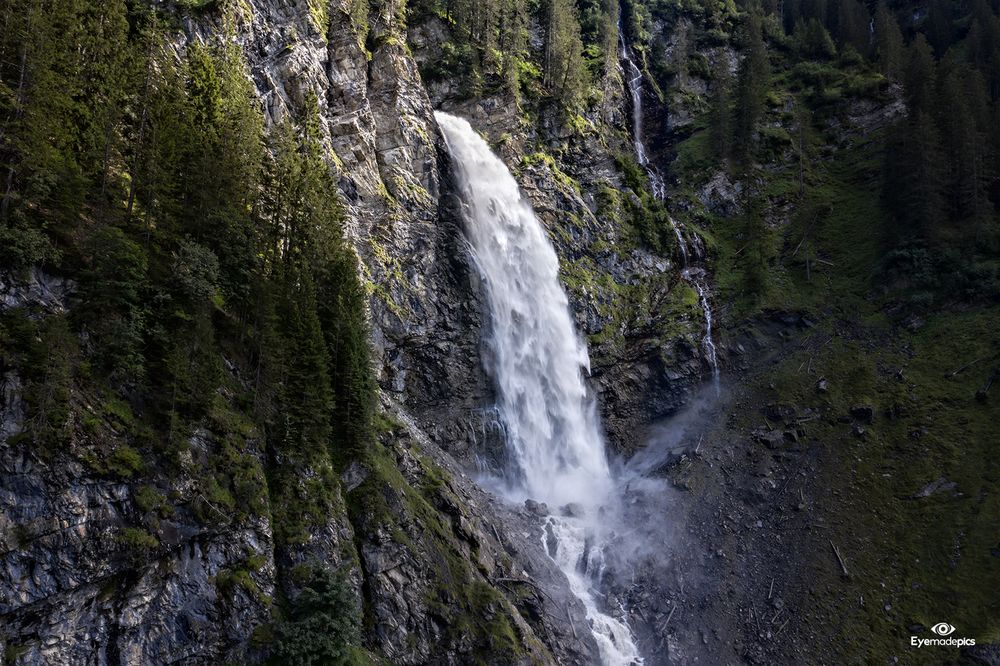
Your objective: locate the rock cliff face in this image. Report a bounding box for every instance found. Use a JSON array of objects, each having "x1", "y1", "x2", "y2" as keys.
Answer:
[{"x1": 1, "y1": 0, "x2": 713, "y2": 663}]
